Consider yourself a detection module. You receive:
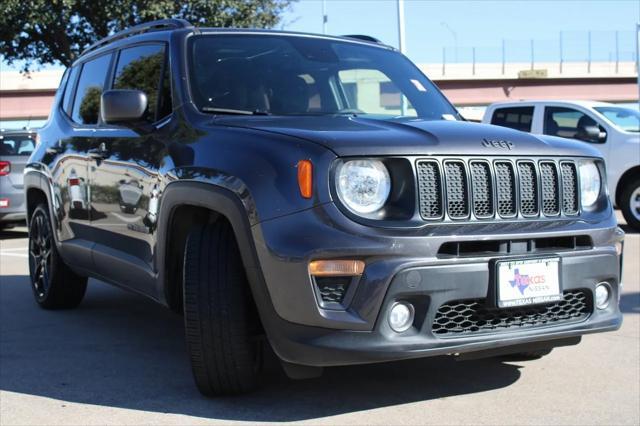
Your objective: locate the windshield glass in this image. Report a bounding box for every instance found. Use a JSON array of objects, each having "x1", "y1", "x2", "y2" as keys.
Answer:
[
  {"x1": 188, "y1": 34, "x2": 460, "y2": 120},
  {"x1": 594, "y1": 106, "x2": 640, "y2": 132}
]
